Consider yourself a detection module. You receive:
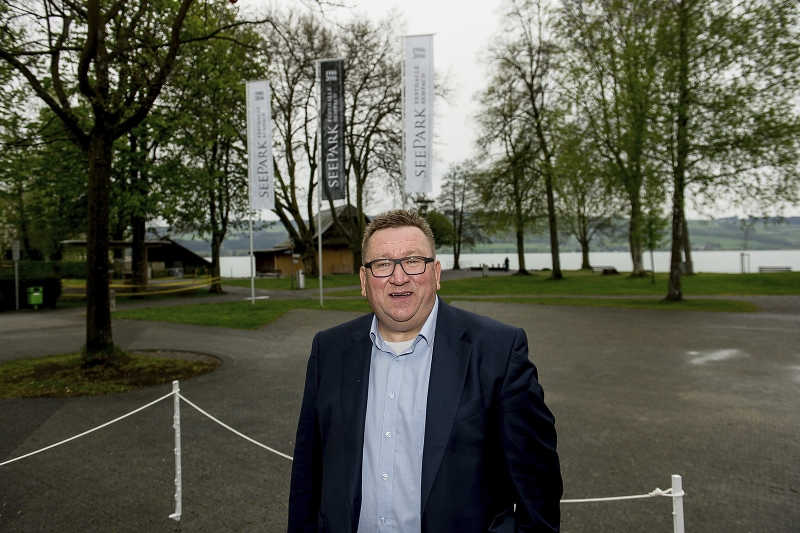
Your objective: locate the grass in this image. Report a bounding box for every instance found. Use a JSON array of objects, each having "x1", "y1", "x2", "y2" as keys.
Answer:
[
  {"x1": 114, "y1": 298, "x2": 373, "y2": 330},
  {"x1": 434, "y1": 271, "x2": 800, "y2": 296},
  {"x1": 222, "y1": 274, "x2": 360, "y2": 291},
  {"x1": 449, "y1": 297, "x2": 756, "y2": 313},
  {"x1": 0, "y1": 350, "x2": 221, "y2": 398},
  {"x1": 325, "y1": 271, "x2": 800, "y2": 298}
]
